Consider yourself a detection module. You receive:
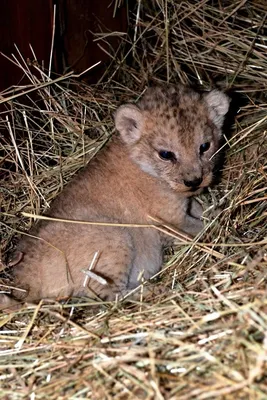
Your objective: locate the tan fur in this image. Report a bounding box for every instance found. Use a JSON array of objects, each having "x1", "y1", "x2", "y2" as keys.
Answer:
[{"x1": 1, "y1": 85, "x2": 229, "y2": 308}]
